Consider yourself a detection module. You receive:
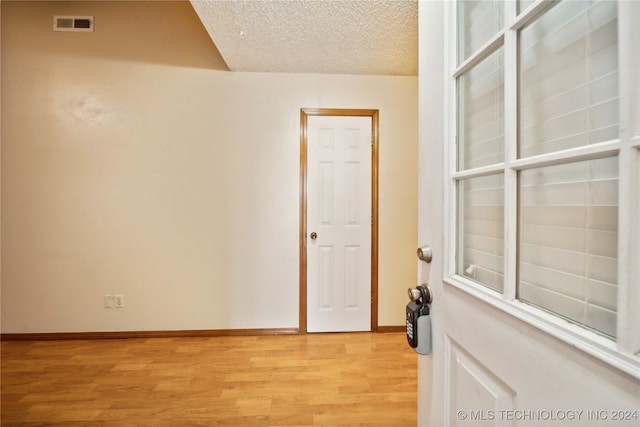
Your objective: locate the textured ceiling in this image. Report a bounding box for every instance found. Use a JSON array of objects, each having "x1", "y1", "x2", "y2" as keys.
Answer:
[{"x1": 190, "y1": 0, "x2": 418, "y2": 76}]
